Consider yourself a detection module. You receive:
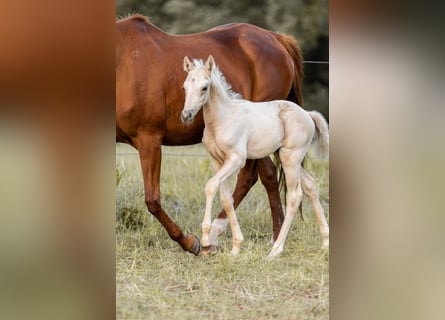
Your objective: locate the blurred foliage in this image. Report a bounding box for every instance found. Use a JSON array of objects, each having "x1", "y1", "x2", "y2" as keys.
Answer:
[{"x1": 116, "y1": 0, "x2": 328, "y2": 119}]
